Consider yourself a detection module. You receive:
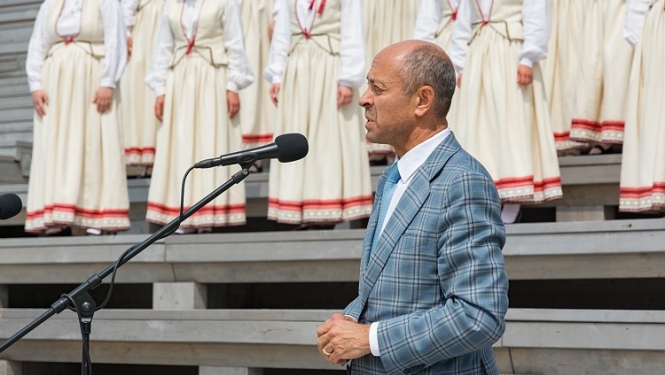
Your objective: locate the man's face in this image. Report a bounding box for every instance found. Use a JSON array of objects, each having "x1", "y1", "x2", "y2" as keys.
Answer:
[{"x1": 359, "y1": 55, "x2": 413, "y2": 146}]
